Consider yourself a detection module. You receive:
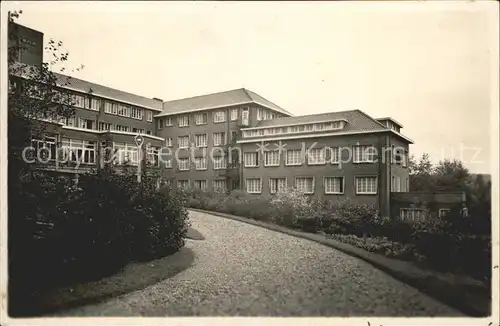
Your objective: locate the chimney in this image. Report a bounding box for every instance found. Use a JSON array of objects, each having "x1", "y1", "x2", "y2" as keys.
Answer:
[{"x1": 152, "y1": 97, "x2": 163, "y2": 102}]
